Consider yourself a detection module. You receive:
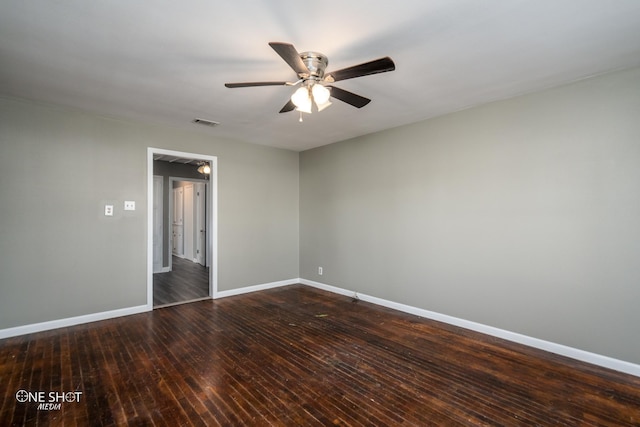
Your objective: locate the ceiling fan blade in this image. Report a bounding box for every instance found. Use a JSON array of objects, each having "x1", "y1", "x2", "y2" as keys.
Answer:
[
  {"x1": 325, "y1": 57, "x2": 395, "y2": 83},
  {"x1": 279, "y1": 100, "x2": 296, "y2": 113},
  {"x1": 225, "y1": 81, "x2": 289, "y2": 88},
  {"x1": 327, "y1": 86, "x2": 371, "y2": 108},
  {"x1": 269, "y1": 42, "x2": 309, "y2": 76}
]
